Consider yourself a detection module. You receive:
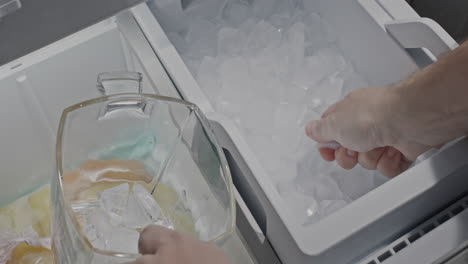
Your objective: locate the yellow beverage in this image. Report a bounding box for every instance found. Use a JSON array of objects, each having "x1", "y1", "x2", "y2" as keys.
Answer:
[{"x1": 0, "y1": 186, "x2": 53, "y2": 264}]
